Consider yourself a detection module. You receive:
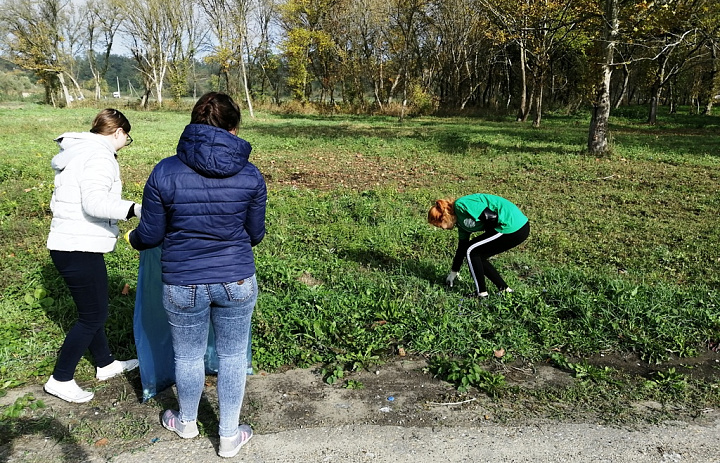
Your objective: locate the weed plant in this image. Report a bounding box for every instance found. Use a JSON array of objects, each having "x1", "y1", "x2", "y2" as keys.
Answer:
[{"x1": 0, "y1": 103, "x2": 718, "y2": 413}]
